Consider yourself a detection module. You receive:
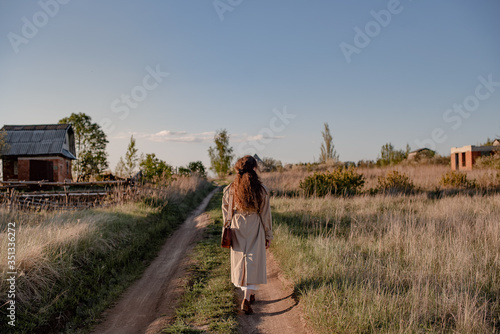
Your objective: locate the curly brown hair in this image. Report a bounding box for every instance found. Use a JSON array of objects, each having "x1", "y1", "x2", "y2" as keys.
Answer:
[{"x1": 232, "y1": 155, "x2": 264, "y2": 212}]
